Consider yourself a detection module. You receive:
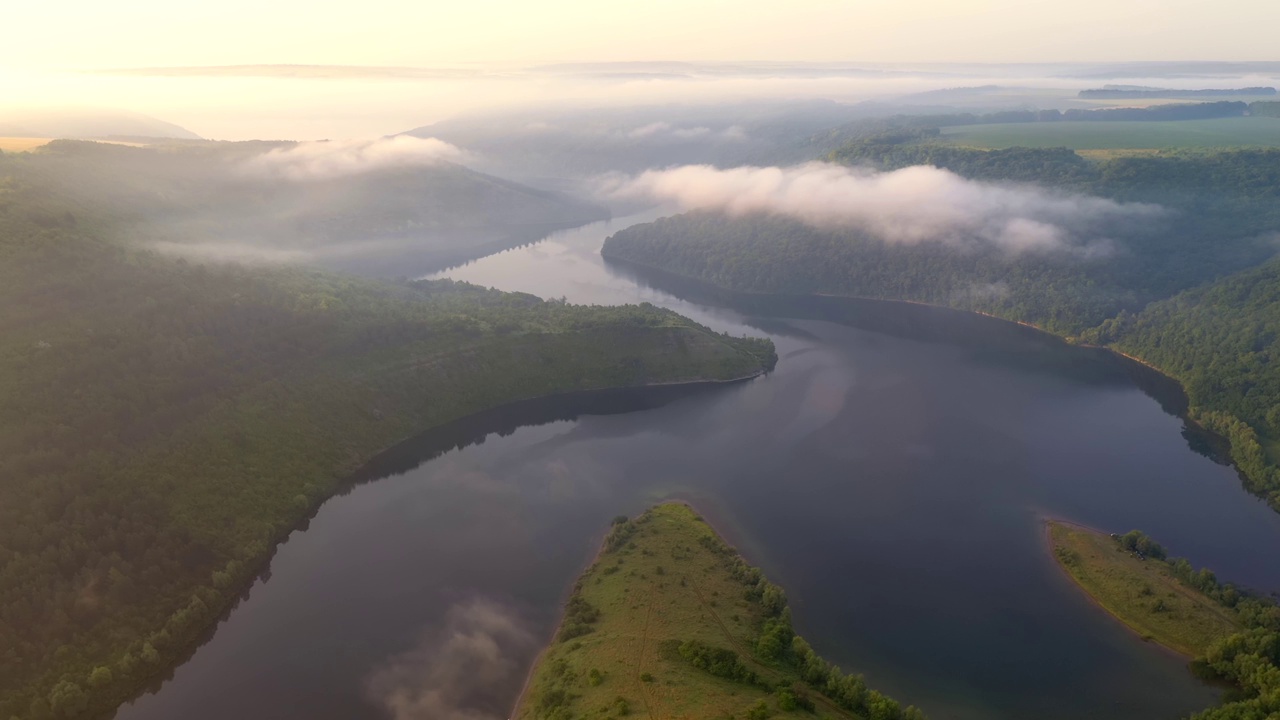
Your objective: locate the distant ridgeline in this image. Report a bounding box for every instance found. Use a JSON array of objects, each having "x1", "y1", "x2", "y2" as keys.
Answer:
[
  {"x1": 0, "y1": 145, "x2": 774, "y2": 719},
  {"x1": 517, "y1": 504, "x2": 926, "y2": 720},
  {"x1": 1049, "y1": 525, "x2": 1280, "y2": 720},
  {"x1": 1079, "y1": 86, "x2": 1277, "y2": 99},
  {"x1": 602, "y1": 136, "x2": 1280, "y2": 516}
]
